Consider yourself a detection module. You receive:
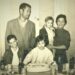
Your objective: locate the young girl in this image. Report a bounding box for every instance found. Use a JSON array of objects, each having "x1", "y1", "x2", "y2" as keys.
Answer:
[{"x1": 23, "y1": 35, "x2": 56, "y2": 75}]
